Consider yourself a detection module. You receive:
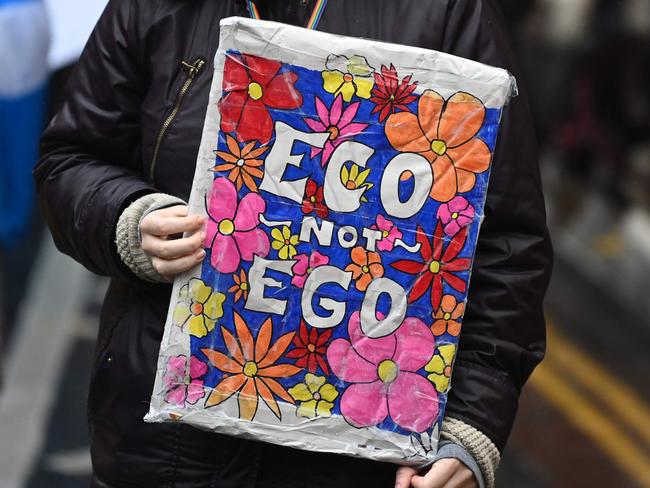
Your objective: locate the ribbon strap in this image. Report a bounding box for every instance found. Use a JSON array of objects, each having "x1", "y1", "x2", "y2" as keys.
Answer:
[{"x1": 247, "y1": 0, "x2": 328, "y2": 30}]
